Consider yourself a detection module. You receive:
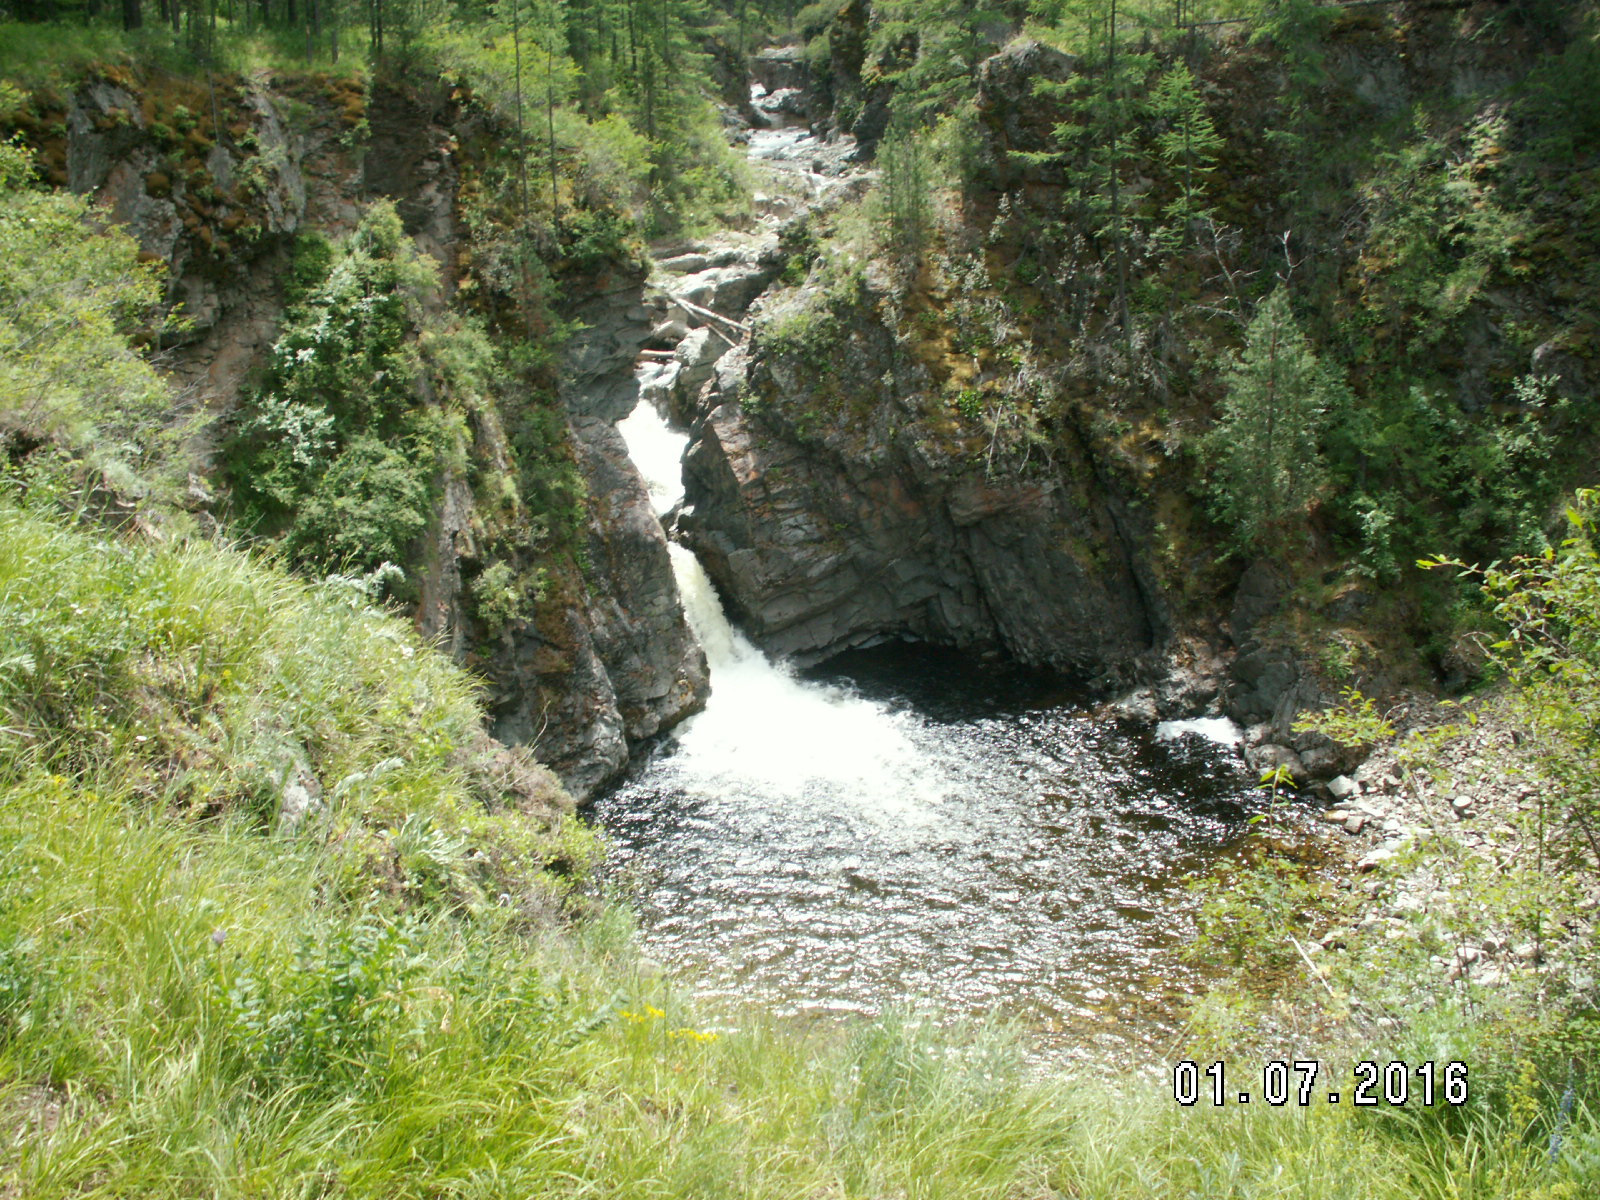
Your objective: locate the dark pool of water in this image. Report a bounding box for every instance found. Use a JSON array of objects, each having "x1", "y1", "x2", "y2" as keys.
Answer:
[{"x1": 592, "y1": 642, "x2": 1279, "y2": 1061}]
